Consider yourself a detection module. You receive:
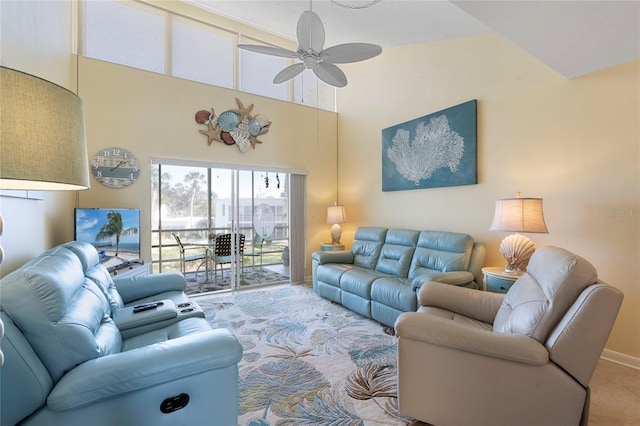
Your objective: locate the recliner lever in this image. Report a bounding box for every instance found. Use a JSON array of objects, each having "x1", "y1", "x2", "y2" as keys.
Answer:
[{"x1": 160, "y1": 393, "x2": 190, "y2": 413}]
